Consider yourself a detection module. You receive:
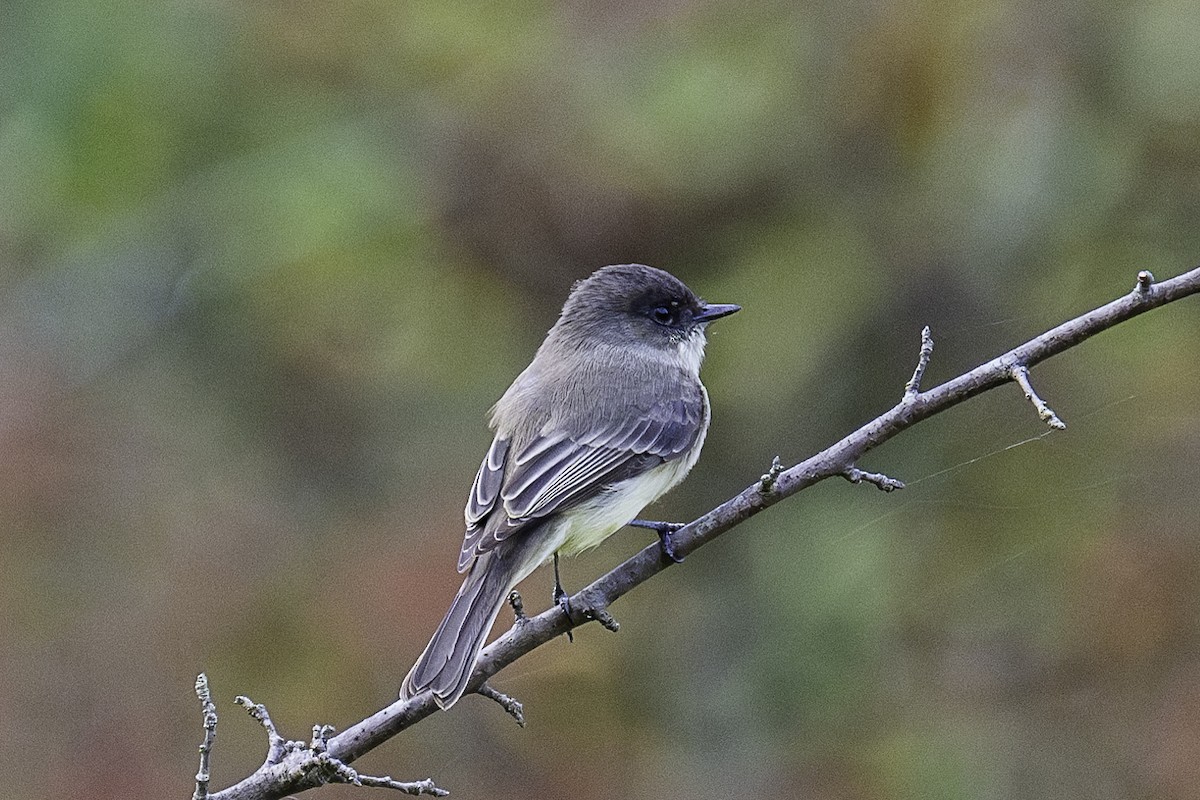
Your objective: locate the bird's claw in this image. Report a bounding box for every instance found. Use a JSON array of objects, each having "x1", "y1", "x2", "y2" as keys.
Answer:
[
  {"x1": 553, "y1": 584, "x2": 572, "y2": 619},
  {"x1": 658, "y1": 526, "x2": 686, "y2": 563},
  {"x1": 553, "y1": 553, "x2": 574, "y2": 643},
  {"x1": 630, "y1": 519, "x2": 687, "y2": 563}
]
